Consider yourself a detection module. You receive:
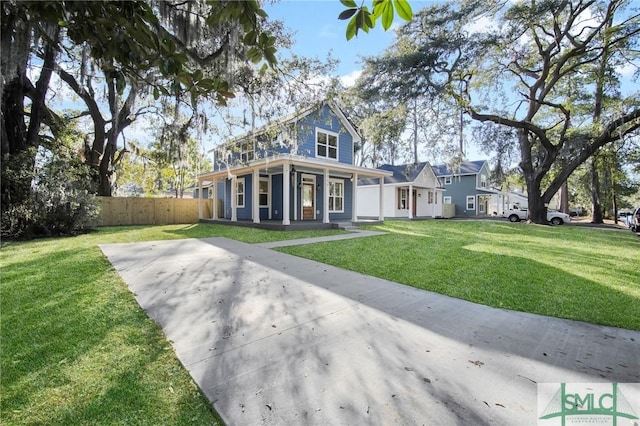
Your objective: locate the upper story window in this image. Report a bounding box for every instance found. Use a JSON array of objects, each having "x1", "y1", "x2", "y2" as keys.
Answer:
[
  {"x1": 240, "y1": 141, "x2": 254, "y2": 163},
  {"x1": 444, "y1": 176, "x2": 452, "y2": 185},
  {"x1": 480, "y1": 174, "x2": 487, "y2": 188},
  {"x1": 316, "y1": 129, "x2": 338, "y2": 160}
]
